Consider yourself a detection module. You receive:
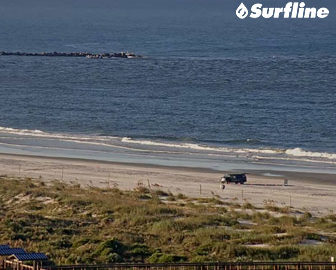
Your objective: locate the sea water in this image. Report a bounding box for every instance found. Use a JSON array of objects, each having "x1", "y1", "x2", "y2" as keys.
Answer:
[{"x1": 0, "y1": 0, "x2": 335, "y2": 173}]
